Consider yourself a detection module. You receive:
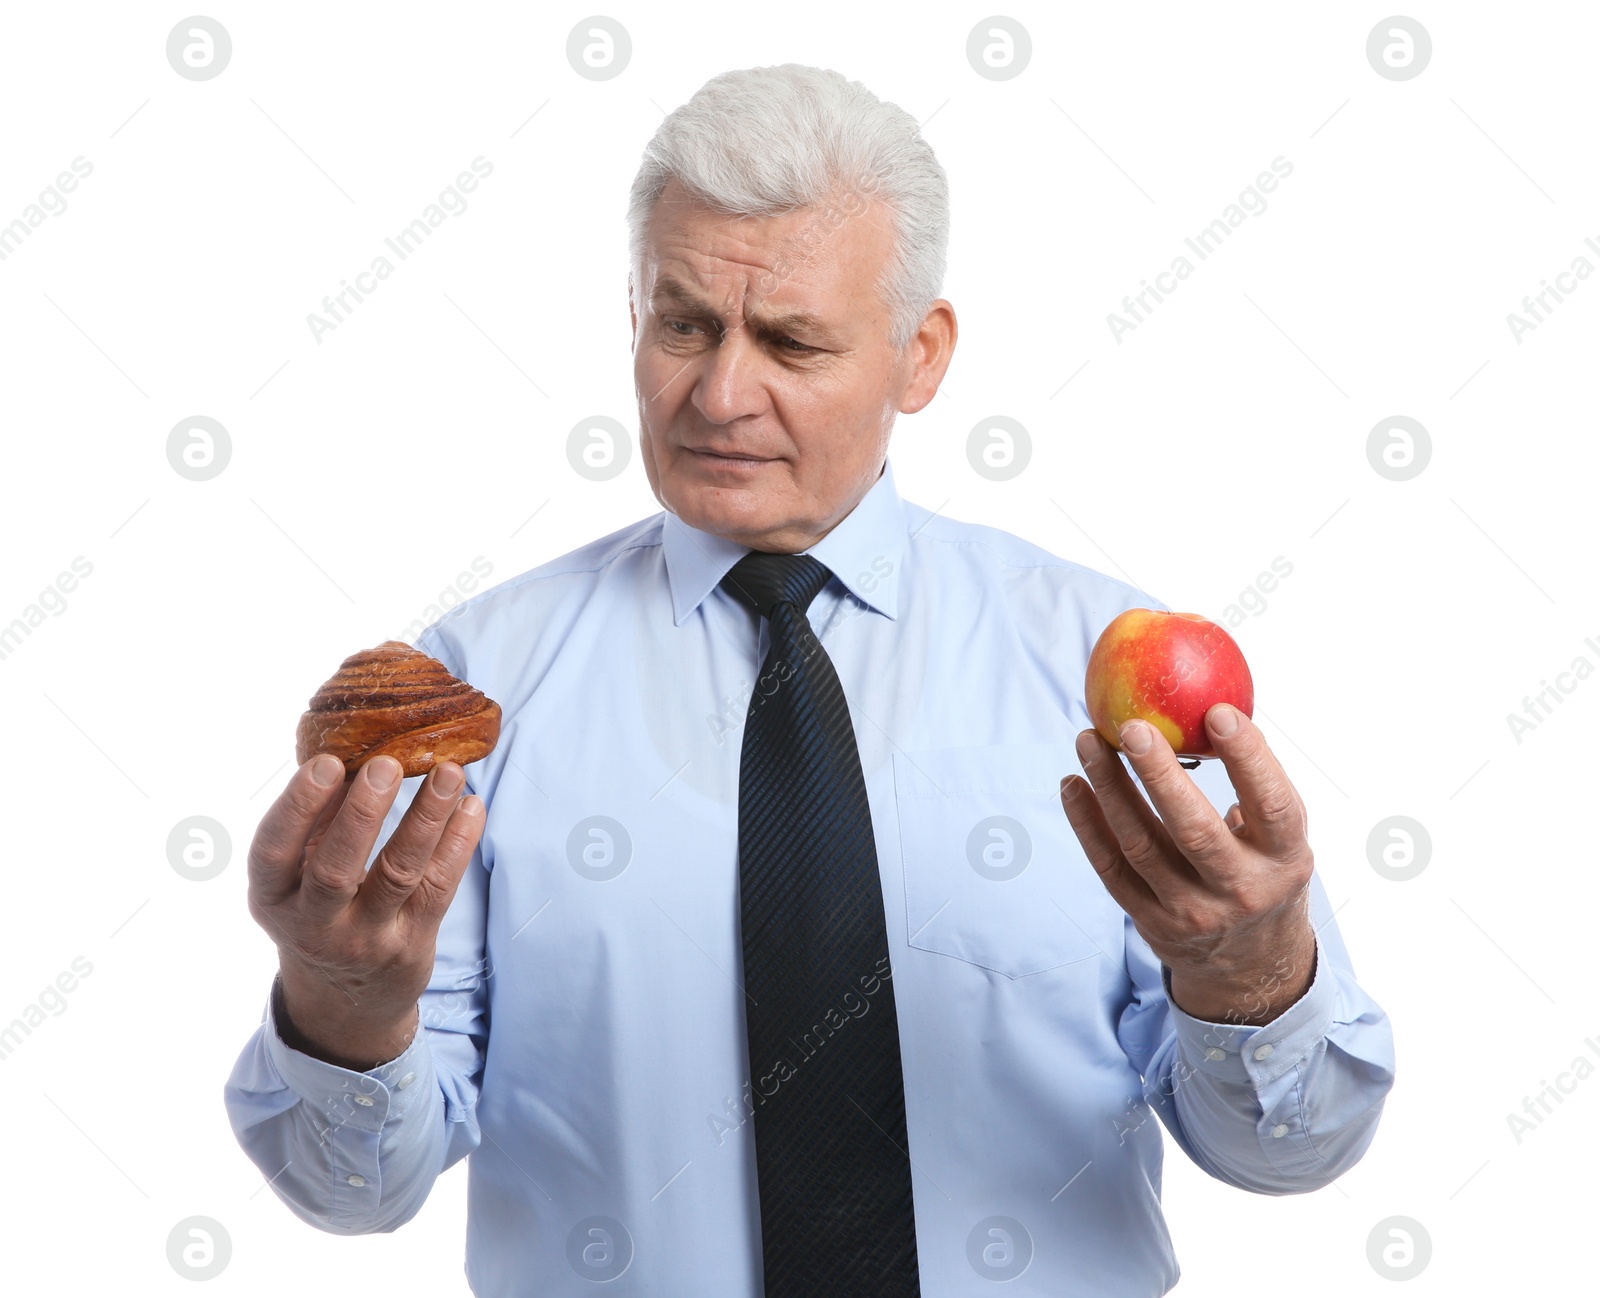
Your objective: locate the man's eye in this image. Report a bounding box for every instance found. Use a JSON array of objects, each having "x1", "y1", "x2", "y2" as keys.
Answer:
[{"x1": 662, "y1": 318, "x2": 814, "y2": 353}]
